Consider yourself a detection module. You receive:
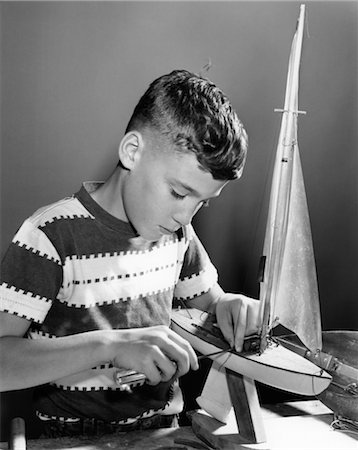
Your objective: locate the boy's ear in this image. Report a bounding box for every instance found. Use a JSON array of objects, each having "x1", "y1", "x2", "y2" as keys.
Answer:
[{"x1": 118, "y1": 131, "x2": 143, "y2": 170}]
